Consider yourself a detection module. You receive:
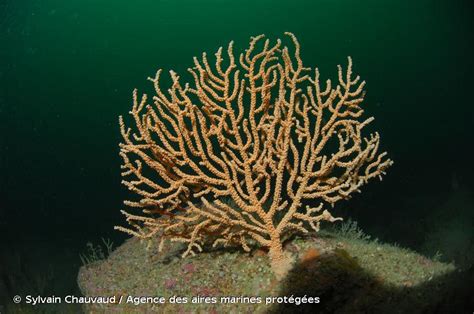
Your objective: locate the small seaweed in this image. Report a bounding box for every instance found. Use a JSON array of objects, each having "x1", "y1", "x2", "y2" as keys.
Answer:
[{"x1": 79, "y1": 237, "x2": 114, "y2": 266}]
